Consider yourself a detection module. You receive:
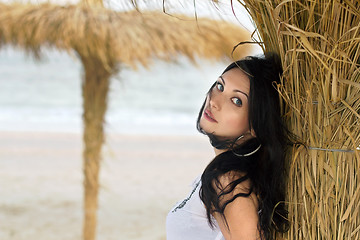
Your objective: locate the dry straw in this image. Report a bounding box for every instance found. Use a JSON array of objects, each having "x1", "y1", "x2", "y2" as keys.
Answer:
[{"x1": 239, "y1": 0, "x2": 360, "y2": 239}]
